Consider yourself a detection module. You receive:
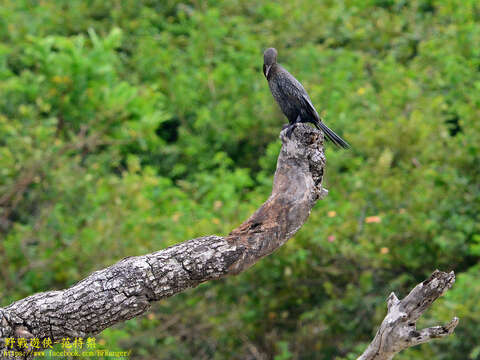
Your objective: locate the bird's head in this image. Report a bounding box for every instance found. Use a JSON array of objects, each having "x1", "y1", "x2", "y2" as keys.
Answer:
[{"x1": 263, "y1": 48, "x2": 278, "y2": 79}]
